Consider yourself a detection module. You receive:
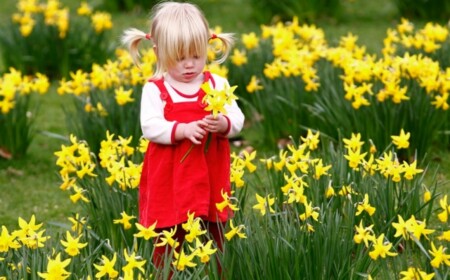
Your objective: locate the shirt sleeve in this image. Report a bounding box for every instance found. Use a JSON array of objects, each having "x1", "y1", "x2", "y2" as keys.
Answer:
[
  {"x1": 212, "y1": 74, "x2": 245, "y2": 138},
  {"x1": 140, "y1": 82, "x2": 177, "y2": 144}
]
